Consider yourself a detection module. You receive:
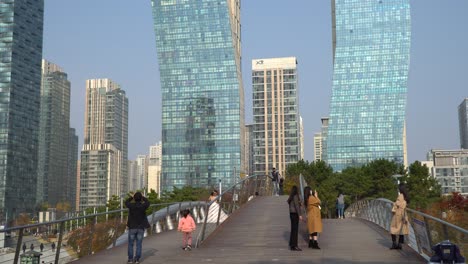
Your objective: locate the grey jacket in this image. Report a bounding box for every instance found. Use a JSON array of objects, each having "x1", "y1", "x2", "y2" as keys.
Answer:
[{"x1": 288, "y1": 195, "x2": 301, "y2": 214}]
